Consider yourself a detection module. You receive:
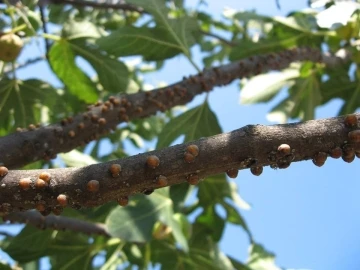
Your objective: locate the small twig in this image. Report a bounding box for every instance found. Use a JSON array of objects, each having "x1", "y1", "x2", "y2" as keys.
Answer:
[
  {"x1": 200, "y1": 30, "x2": 238, "y2": 47},
  {"x1": 39, "y1": 5, "x2": 51, "y2": 58},
  {"x1": 3, "y1": 211, "x2": 110, "y2": 236},
  {"x1": 4, "y1": 56, "x2": 45, "y2": 75}
]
